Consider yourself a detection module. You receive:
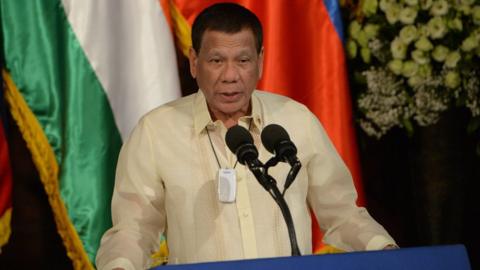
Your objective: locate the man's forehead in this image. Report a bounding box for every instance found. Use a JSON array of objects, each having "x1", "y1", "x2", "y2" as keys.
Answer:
[
  {"x1": 202, "y1": 28, "x2": 255, "y2": 40},
  {"x1": 199, "y1": 29, "x2": 256, "y2": 50},
  {"x1": 203, "y1": 27, "x2": 255, "y2": 36}
]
